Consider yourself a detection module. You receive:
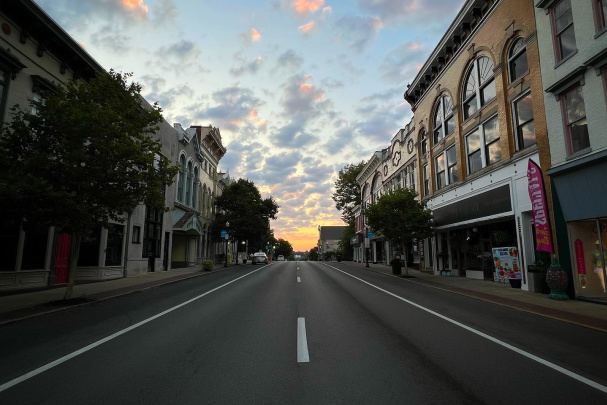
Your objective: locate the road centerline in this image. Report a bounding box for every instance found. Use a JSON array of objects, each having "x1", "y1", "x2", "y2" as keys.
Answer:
[{"x1": 297, "y1": 317, "x2": 310, "y2": 363}]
